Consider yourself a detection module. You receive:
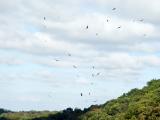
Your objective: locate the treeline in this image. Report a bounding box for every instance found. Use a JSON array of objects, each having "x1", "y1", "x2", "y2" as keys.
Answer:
[
  {"x1": 0, "y1": 109, "x2": 11, "y2": 115},
  {"x1": 32, "y1": 108, "x2": 85, "y2": 120},
  {"x1": 0, "y1": 79, "x2": 160, "y2": 120}
]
